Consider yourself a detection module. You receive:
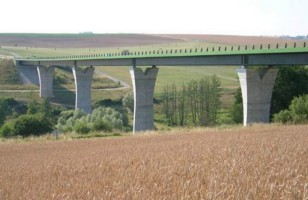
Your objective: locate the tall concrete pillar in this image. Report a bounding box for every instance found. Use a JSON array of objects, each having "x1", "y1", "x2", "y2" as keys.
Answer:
[
  {"x1": 237, "y1": 67, "x2": 278, "y2": 126},
  {"x1": 37, "y1": 66, "x2": 55, "y2": 98},
  {"x1": 72, "y1": 66, "x2": 94, "y2": 114},
  {"x1": 130, "y1": 66, "x2": 159, "y2": 133}
]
